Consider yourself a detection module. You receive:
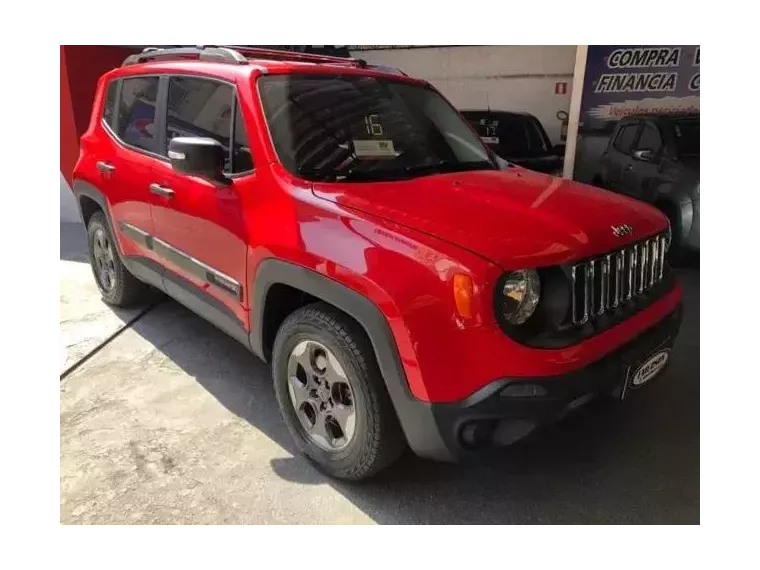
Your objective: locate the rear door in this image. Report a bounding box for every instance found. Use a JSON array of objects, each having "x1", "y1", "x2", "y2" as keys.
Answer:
[
  {"x1": 102, "y1": 75, "x2": 164, "y2": 271},
  {"x1": 148, "y1": 74, "x2": 253, "y2": 332}
]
